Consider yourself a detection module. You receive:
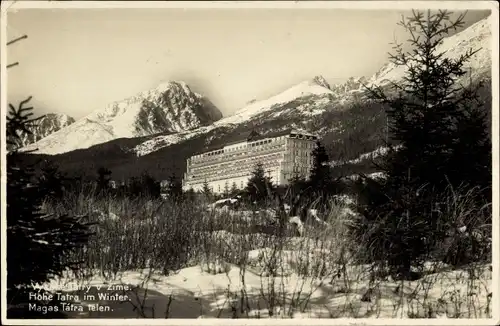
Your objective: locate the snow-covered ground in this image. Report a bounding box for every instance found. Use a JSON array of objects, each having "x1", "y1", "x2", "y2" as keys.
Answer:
[
  {"x1": 24, "y1": 197, "x2": 491, "y2": 320},
  {"x1": 38, "y1": 255, "x2": 492, "y2": 319}
]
